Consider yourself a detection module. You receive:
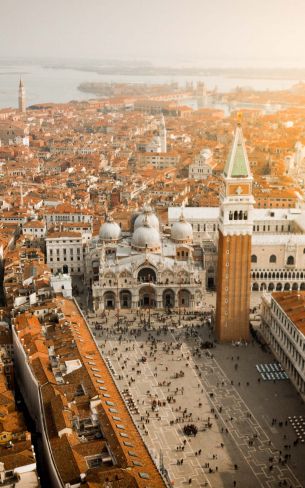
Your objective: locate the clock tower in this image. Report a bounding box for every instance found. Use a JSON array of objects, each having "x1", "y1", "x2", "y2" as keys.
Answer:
[{"x1": 215, "y1": 124, "x2": 255, "y2": 342}]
